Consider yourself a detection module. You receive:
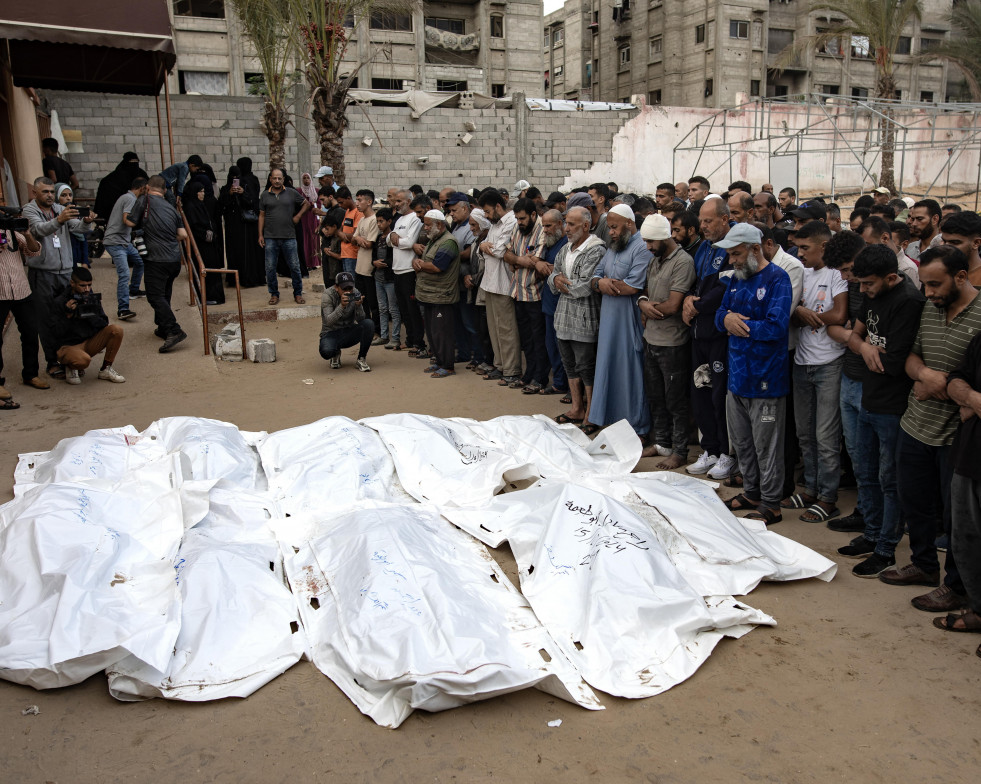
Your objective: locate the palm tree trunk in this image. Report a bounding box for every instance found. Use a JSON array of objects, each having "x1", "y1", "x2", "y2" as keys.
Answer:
[
  {"x1": 876, "y1": 71, "x2": 898, "y2": 194},
  {"x1": 311, "y1": 87, "x2": 348, "y2": 186},
  {"x1": 261, "y1": 100, "x2": 289, "y2": 170}
]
